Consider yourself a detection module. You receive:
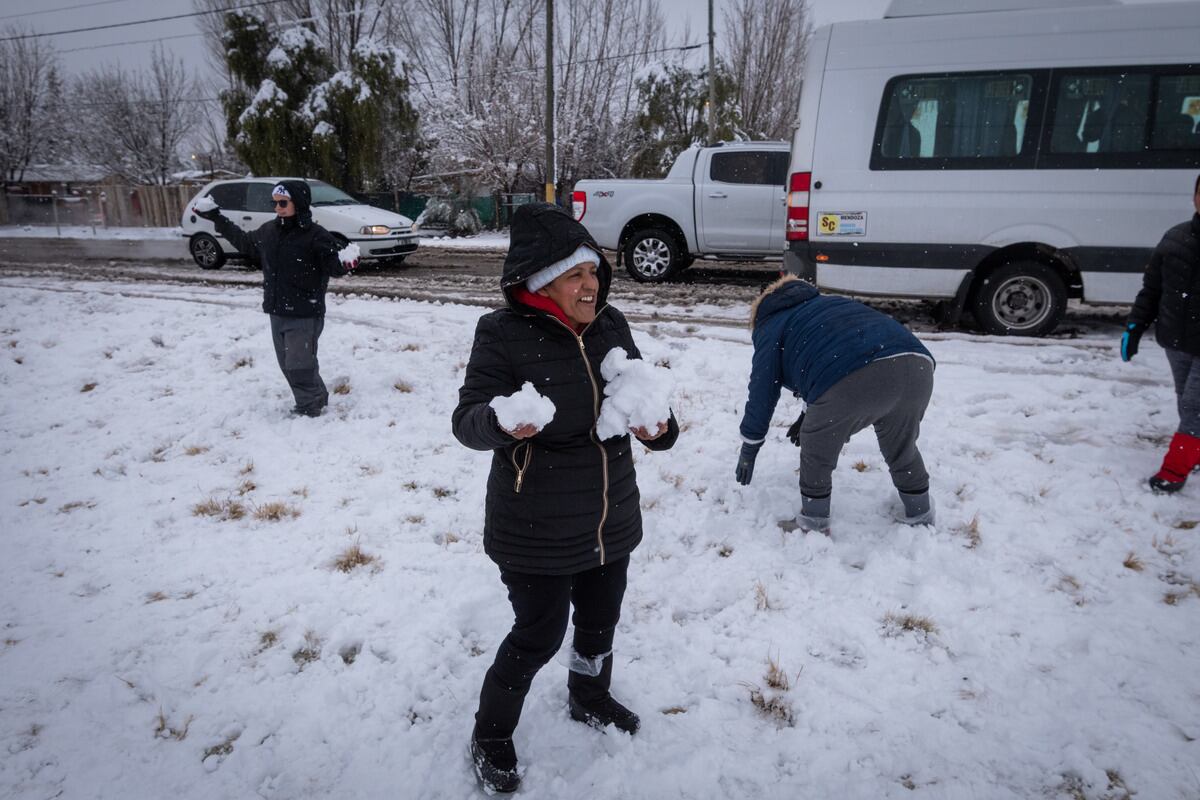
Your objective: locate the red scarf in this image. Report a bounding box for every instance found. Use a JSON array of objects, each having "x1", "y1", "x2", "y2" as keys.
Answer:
[{"x1": 512, "y1": 287, "x2": 585, "y2": 333}]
